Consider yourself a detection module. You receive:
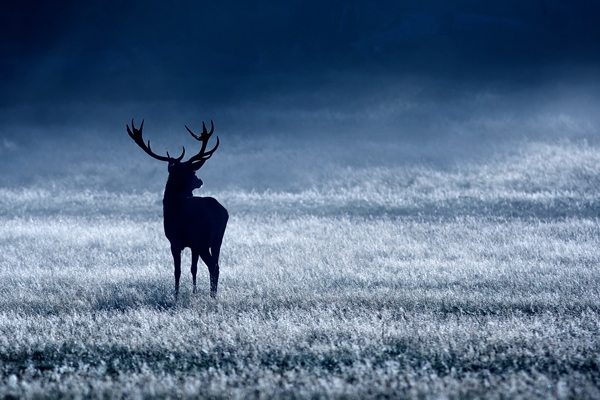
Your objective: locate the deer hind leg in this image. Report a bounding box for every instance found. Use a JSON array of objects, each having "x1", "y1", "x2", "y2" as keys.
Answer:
[
  {"x1": 171, "y1": 246, "x2": 182, "y2": 300},
  {"x1": 199, "y1": 247, "x2": 218, "y2": 298},
  {"x1": 208, "y1": 233, "x2": 225, "y2": 299},
  {"x1": 191, "y1": 250, "x2": 199, "y2": 294},
  {"x1": 209, "y1": 260, "x2": 219, "y2": 299}
]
